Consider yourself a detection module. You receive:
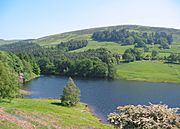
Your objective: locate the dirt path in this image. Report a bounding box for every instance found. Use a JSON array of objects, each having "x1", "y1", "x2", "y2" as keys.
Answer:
[{"x1": 0, "y1": 108, "x2": 35, "y2": 129}]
